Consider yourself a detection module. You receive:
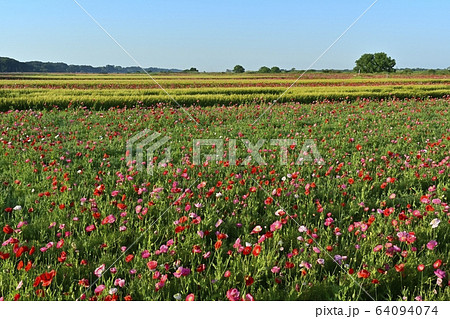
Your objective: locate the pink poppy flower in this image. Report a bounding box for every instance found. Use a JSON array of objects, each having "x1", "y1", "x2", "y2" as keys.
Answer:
[
  {"x1": 250, "y1": 225, "x2": 262, "y2": 234},
  {"x1": 94, "y1": 264, "x2": 105, "y2": 277},
  {"x1": 173, "y1": 267, "x2": 190, "y2": 278},
  {"x1": 226, "y1": 288, "x2": 240, "y2": 301},
  {"x1": 85, "y1": 224, "x2": 96, "y2": 232},
  {"x1": 94, "y1": 285, "x2": 105, "y2": 295},
  {"x1": 243, "y1": 293, "x2": 255, "y2": 301},
  {"x1": 114, "y1": 278, "x2": 125, "y2": 287},
  {"x1": 373, "y1": 245, "x2": 383, "y2": 252},
  {"x1": 56, "y1": 239, "x2": 64, "y2": 249},
  {"x1": 434, "y1": 269, "x2": 446, "y2": 279},
  {"x1": 135, "y1": 205, "x2": 142, "y2": 214},
  {"x1": 426, "y1": 240, "x2": 438, "y2": 250},
  {"x1": 270, "y1": 220, "x2": 282, "y2": 232},
  {"x1": 101, "y1": 214, "x2": 116, "y2": 225}
]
